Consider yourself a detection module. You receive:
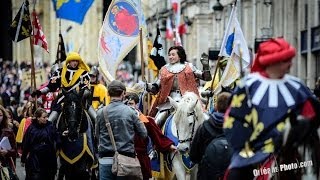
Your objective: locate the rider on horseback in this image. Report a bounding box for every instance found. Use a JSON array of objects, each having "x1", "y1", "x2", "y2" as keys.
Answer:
[
  {"x1": 224, "y1": 38, "x2": 320, "y2": 179},
  {"x1": 146, "y1": 46, "x2": 212, "y2": 127},
  {"x1": 32, "y1": 52, "x2": 95, "y2": 125},
  {"x1": 89, "y1": 66, "x2": 109, "y2": 110}
]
